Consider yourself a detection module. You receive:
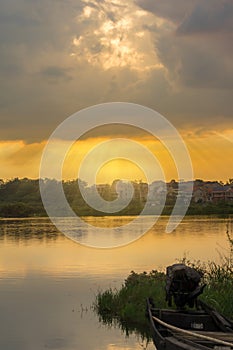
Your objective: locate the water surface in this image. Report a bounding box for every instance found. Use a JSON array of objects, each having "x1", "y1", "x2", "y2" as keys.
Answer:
[{"x1": 0, "y1": 216, "x2": 231, "y2": 350}]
